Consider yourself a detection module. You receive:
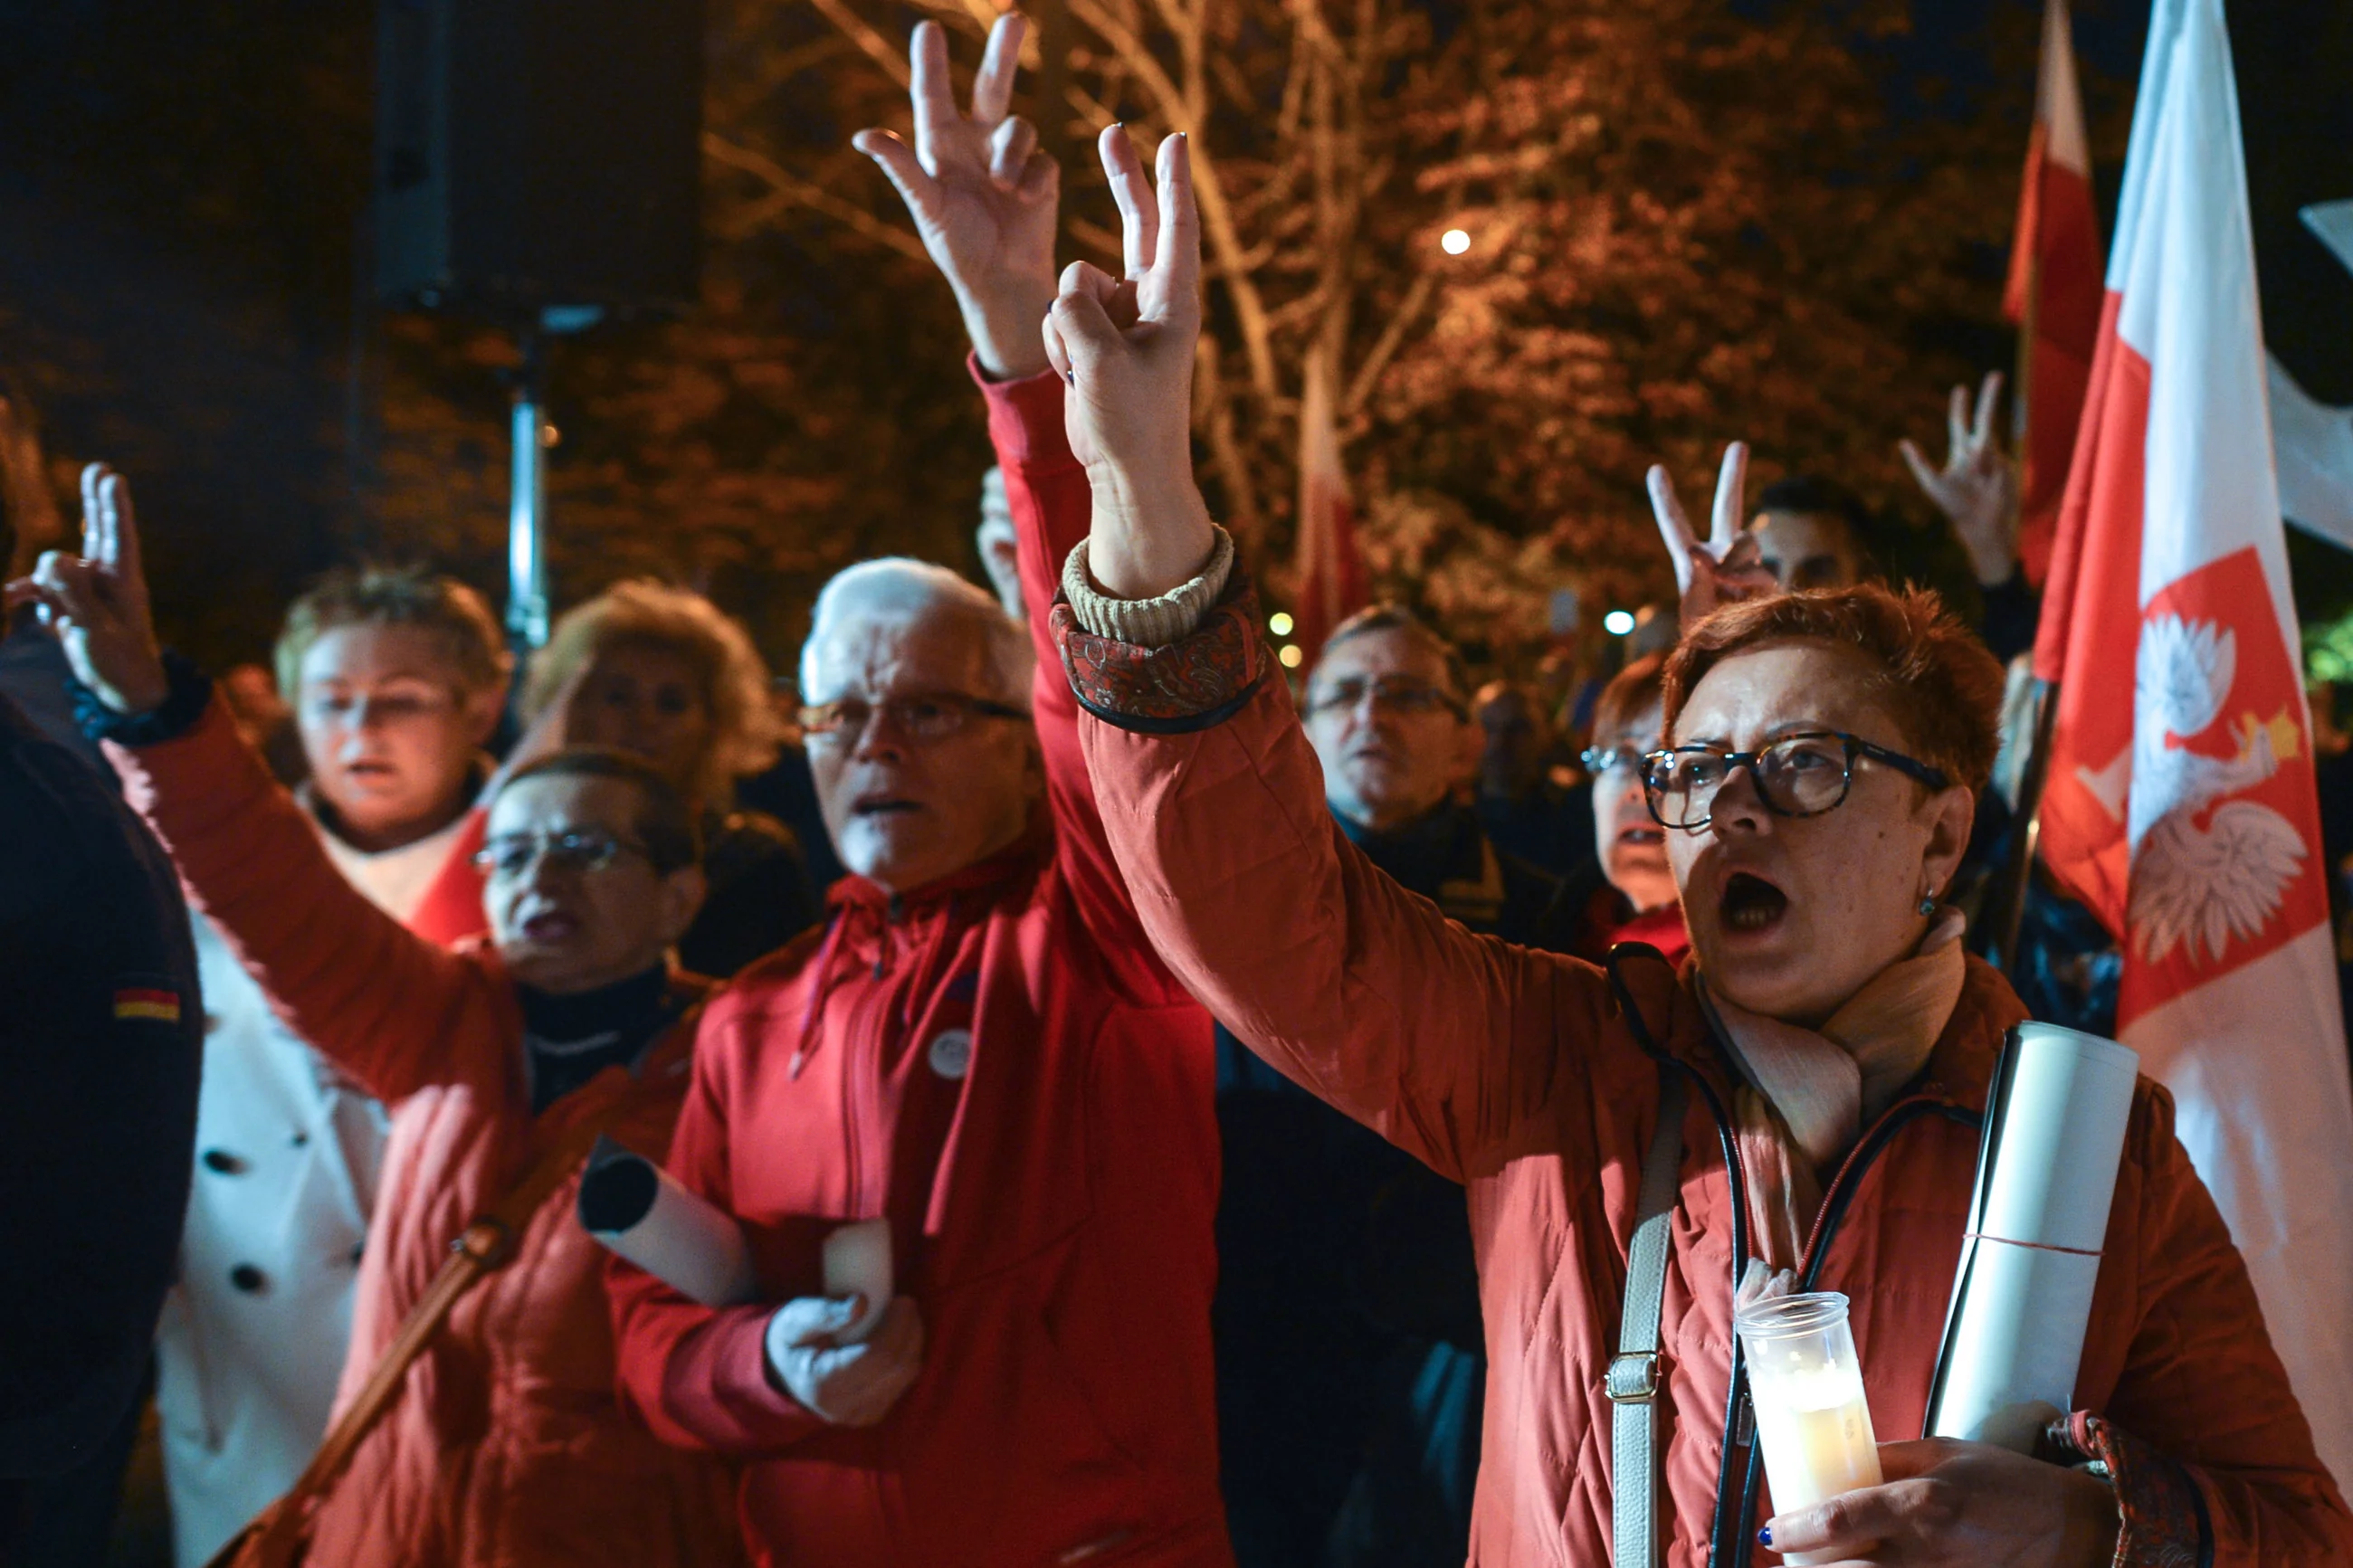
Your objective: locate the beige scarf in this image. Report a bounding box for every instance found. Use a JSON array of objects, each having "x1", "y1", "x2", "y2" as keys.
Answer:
[{"x1": 1701, "y1": 908, "x2": 1967, "y2": 1271}]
